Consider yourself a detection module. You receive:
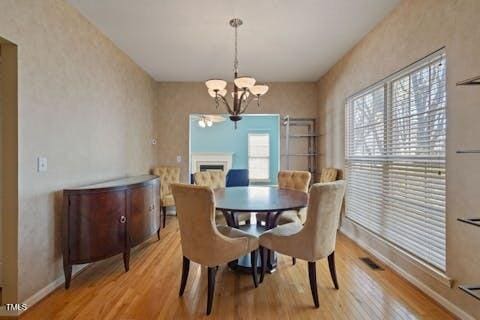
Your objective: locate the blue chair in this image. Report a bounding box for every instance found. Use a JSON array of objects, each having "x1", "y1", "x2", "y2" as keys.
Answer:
[{"x1": 226, "y1": 169, "x2": 249, "y2": 187}]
